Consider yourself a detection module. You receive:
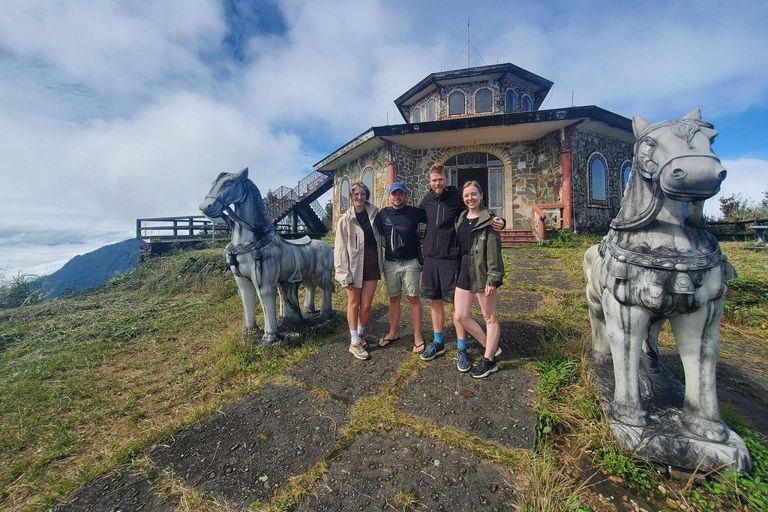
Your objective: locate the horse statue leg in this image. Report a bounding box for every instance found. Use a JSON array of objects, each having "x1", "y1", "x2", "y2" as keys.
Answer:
[
  {"x1": 252, "y1": 258, "x2": 279, "y2": 345},
  {"x1": 584, "y1": 245, "x2": 610, "y2": 355},
  {"x1": 669, "y1": 298, "x2": 728, "y2": 442},
  {"x1": 234, "y1": 275, "x2": 259, "y2": 345},
  {"x1": 603, "y1": 291, "x2": 652, "y2": 427}
]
